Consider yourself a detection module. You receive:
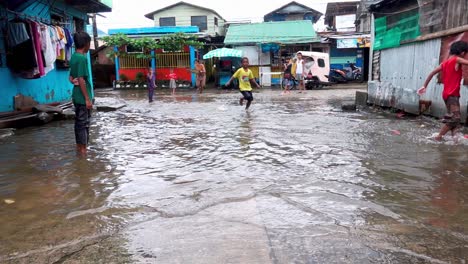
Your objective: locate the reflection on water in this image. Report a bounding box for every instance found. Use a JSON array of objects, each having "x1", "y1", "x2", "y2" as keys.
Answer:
[{"x1": 0, "y1": 89, "x2": 467, "y2": 263}]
